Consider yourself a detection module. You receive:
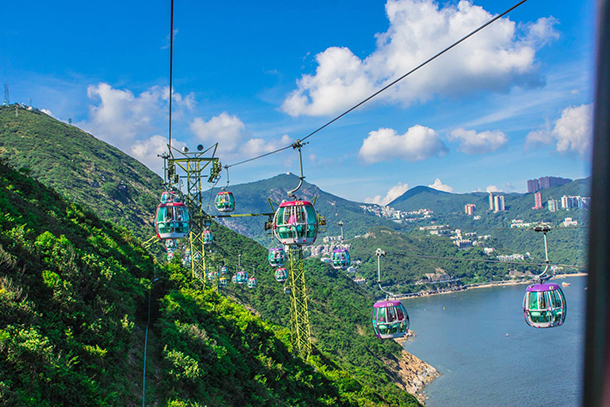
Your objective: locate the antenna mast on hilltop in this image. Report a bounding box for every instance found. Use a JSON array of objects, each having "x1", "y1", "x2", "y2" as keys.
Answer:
[{"x1": 3, "y1": 83, "x2": 8, "y2": 105}]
